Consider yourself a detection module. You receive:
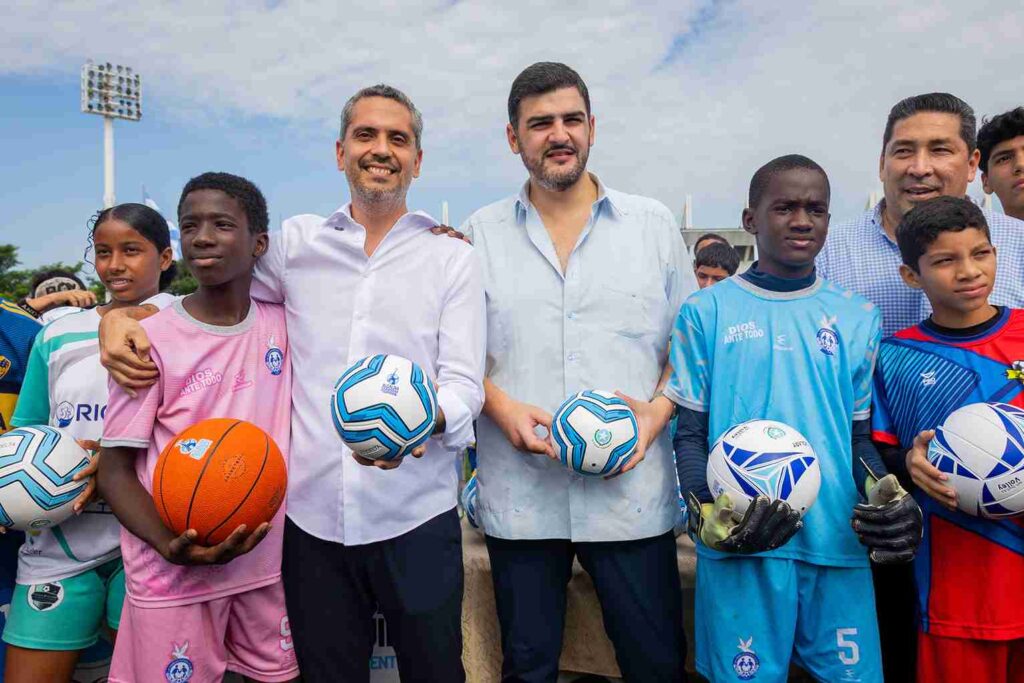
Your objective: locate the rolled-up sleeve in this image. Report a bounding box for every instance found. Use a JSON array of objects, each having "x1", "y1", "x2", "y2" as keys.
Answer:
[{"x1": 435, "y1": 245, "x2": 486, "y2": 451}]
